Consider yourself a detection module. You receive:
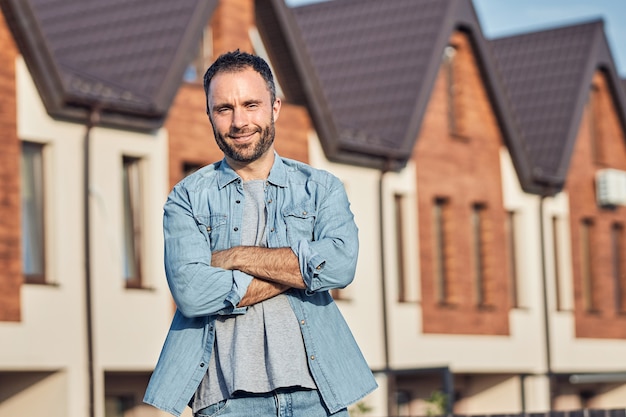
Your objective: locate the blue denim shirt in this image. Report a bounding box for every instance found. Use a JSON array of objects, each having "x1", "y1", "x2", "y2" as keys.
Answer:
[{"x1": 143, "y1": 154, "x2": 377, "y2": 416}]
